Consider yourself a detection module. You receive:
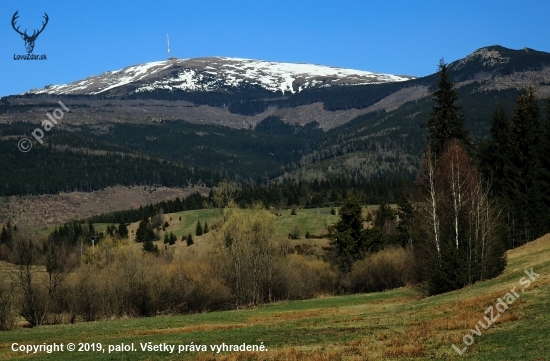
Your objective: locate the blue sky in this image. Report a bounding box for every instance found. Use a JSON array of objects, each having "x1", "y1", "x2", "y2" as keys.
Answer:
[{"x1": 1, "y1": 0, "x2": 549, "y2": 96}]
